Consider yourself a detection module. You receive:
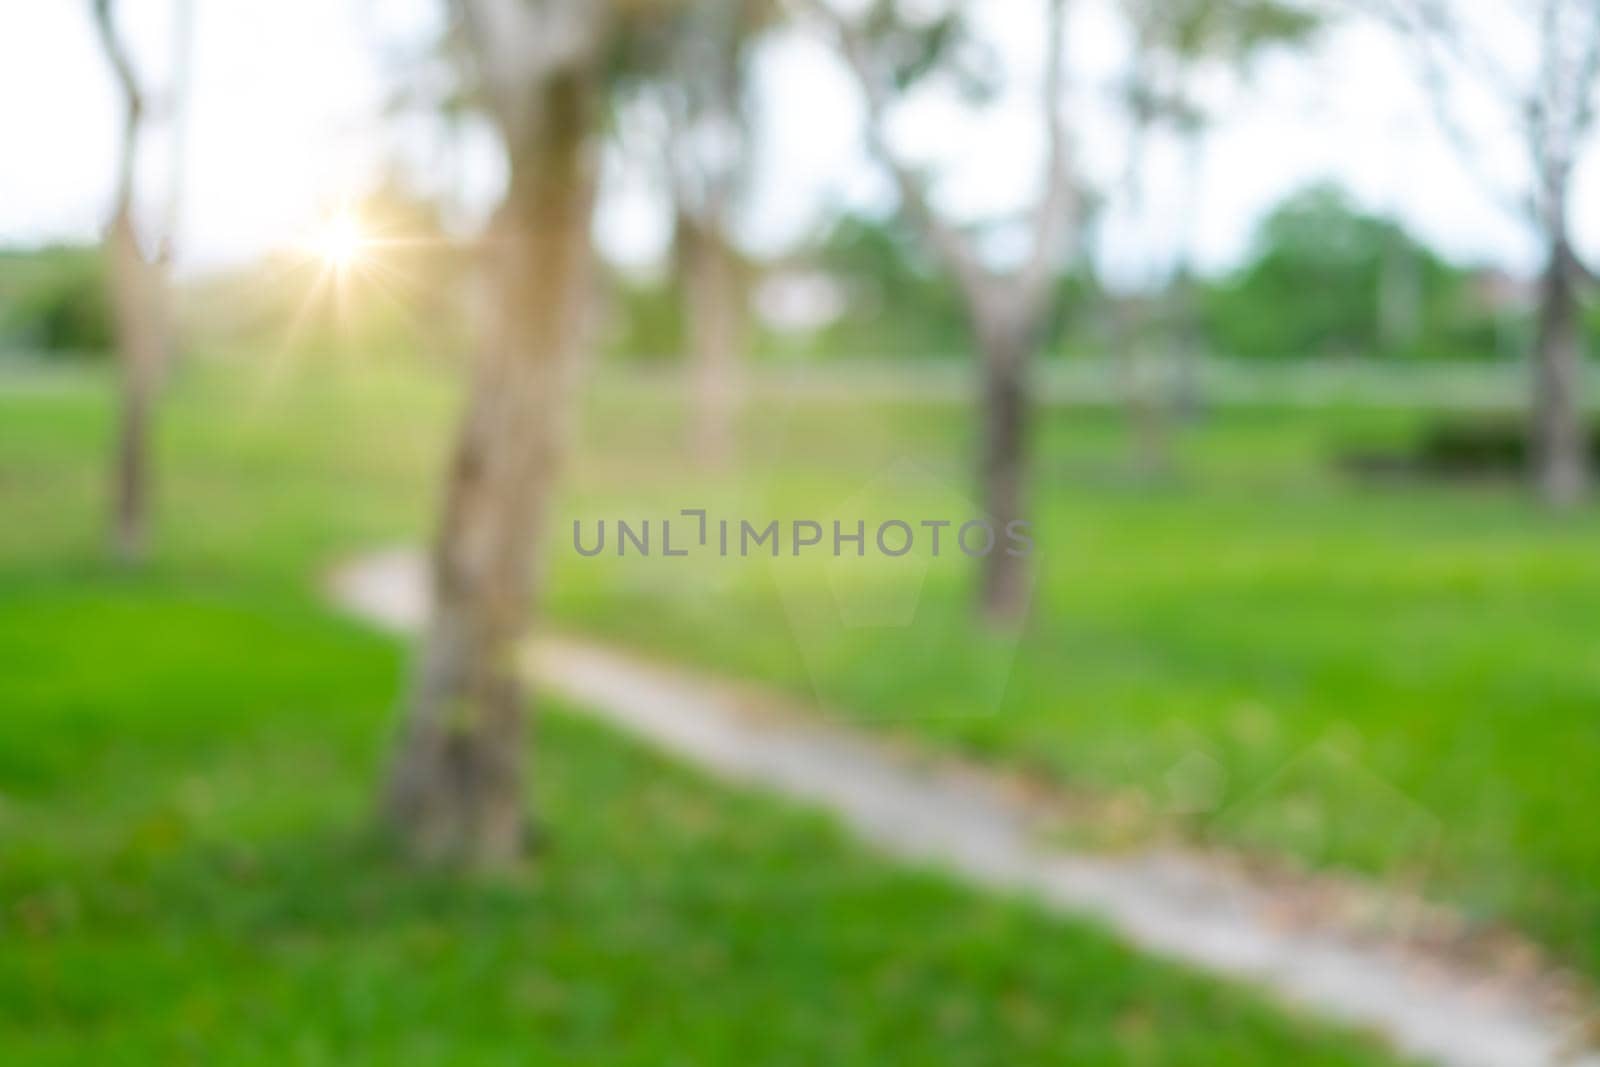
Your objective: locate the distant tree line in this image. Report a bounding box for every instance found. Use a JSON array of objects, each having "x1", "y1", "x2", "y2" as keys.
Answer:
[
  {"x1": 594, "y1": 183, "x2": 1557, "y2": 367},
  {"x1": 0, "y1": 182, "x2": 1561, "y2": 370}
]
